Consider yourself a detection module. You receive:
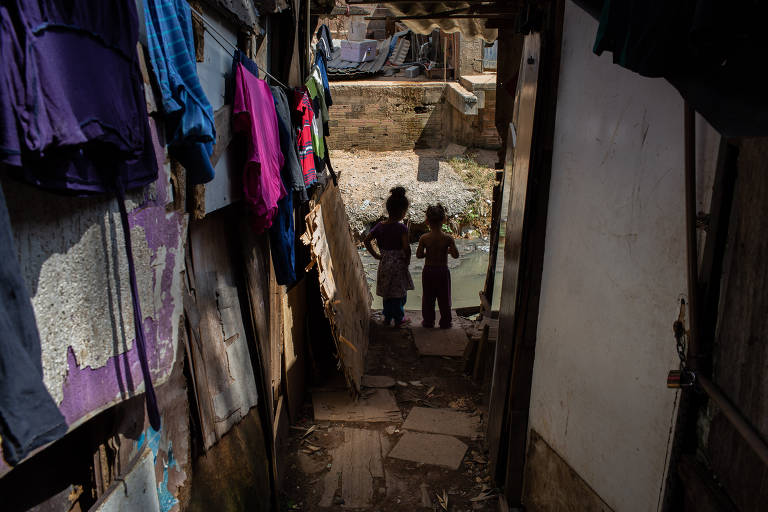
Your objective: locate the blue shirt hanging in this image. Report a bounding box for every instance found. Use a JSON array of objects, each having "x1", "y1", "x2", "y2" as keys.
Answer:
[{"x1": 143, "y1": 0, "x2": 216, "y2": 184}]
